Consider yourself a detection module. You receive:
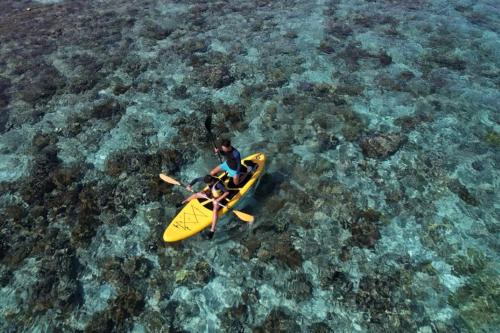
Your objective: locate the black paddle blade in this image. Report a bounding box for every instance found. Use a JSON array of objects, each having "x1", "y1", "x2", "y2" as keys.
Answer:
[{"x1": 204, "y1": 113, "x2": 212, "y2": 133}]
